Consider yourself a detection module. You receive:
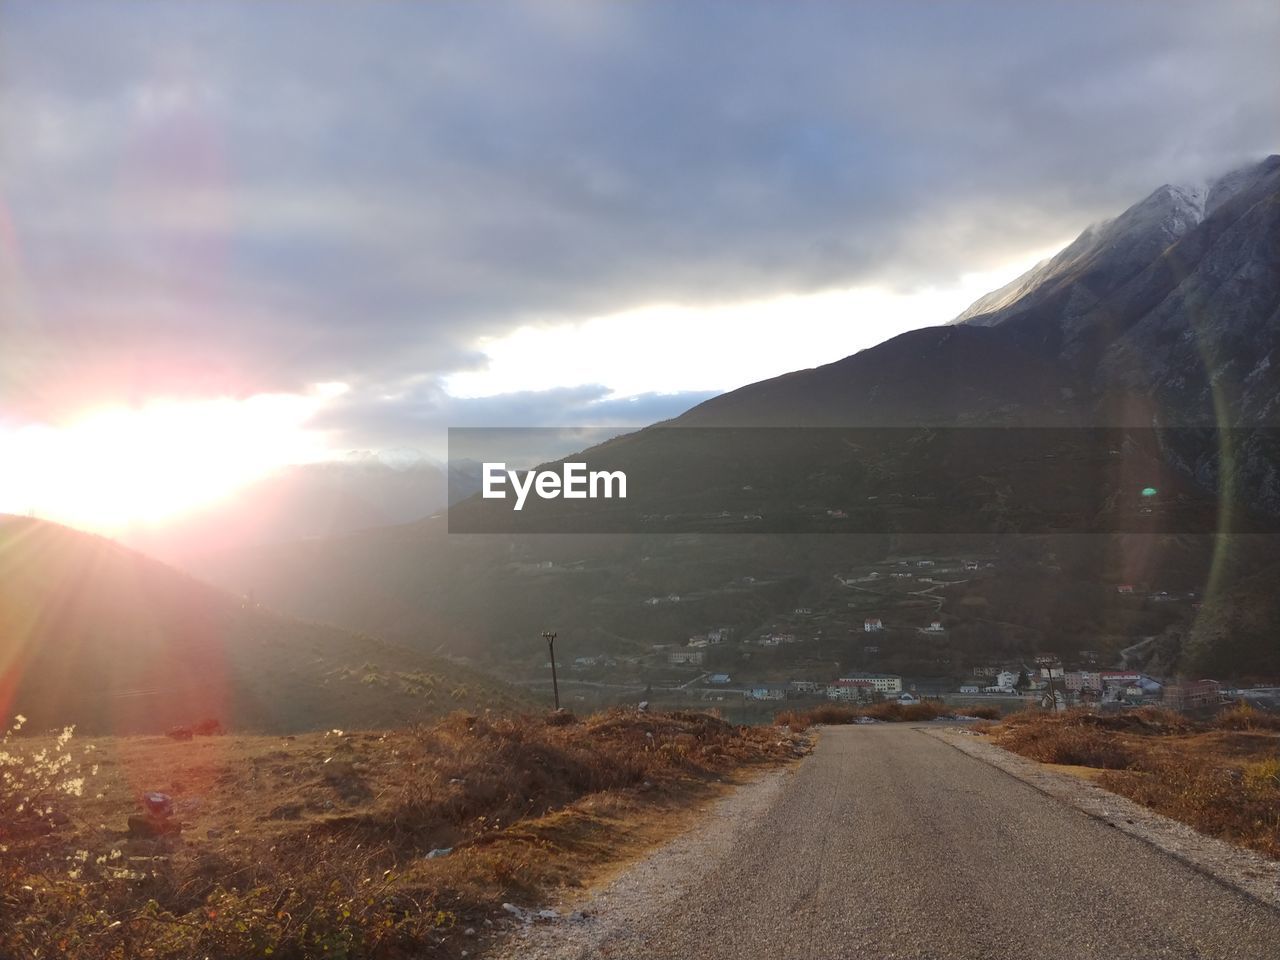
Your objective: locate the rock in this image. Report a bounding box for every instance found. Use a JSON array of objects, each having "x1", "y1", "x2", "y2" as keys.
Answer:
[
  {"x1": 266, "y1": 803, "x2": 305, "y2": 821},
  {"x1": 426, "y1": 847, "x2": 453, "y2": 859},
  {"x1": 502, "y1": 902, "x2": 530, "y2": 923}
]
